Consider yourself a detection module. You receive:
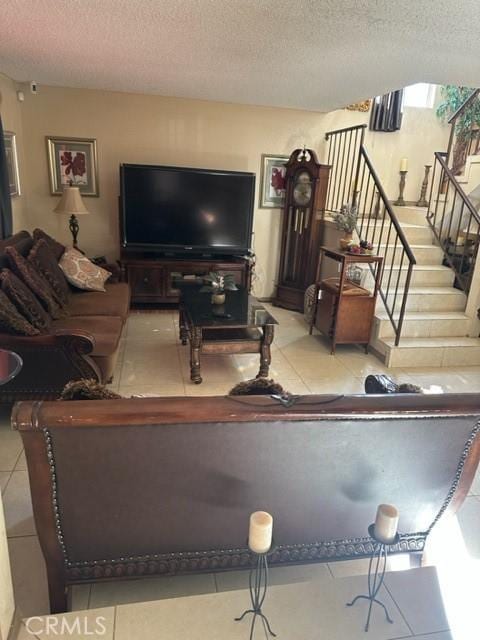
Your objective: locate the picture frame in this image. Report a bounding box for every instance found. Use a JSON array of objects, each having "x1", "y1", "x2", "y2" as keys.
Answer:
[
  {"x1": 3, "y1": 131, "x2": 21, "y2": 197},
  {"x1": 259, "y1": 154, "x2": 289, "y2": 208},
  {"x1": 46, "y1": 136, "x2": 99, "y2": 196}
]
